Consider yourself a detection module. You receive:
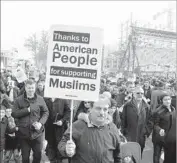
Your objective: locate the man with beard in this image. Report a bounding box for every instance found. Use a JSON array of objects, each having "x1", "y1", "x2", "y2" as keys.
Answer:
[{"x1": 58, "y1": 95, "x2": 122, "y2": 163}]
